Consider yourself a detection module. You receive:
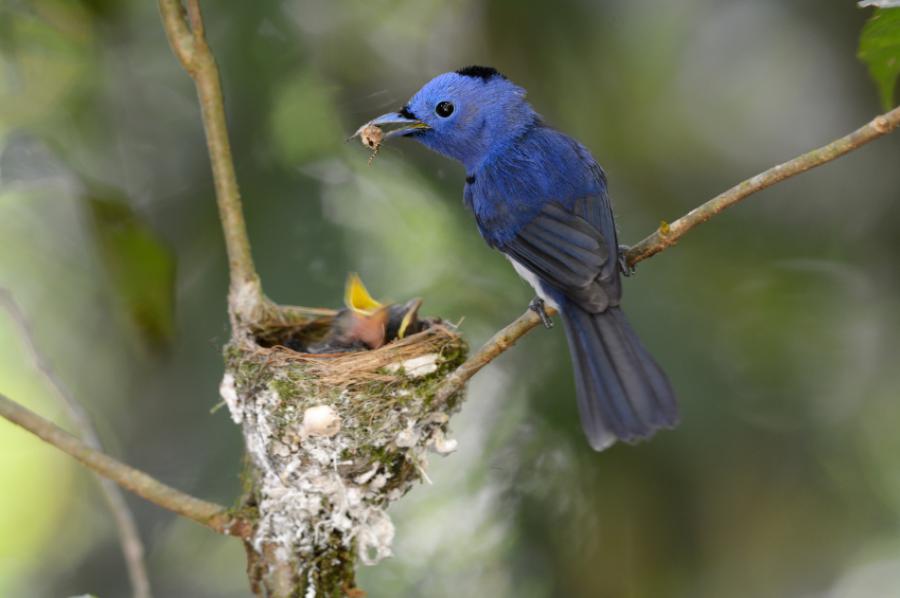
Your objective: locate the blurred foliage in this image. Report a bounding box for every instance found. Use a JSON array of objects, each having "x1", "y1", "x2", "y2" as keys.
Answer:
[
  {"x1": 1, "y1": 1, "x2": 900, "y2": 597},
  {"x1": 87, "y1": 194, "x2": 175, "y2": 347},
  {"x1": 268, "y1": 68, "x2": 343, "y2": 166},
  {"x1": 0, "y1": 314, "x2": 75, "y2": 595},
  {"x1": 858, "y1": 8, "x2": 900, "y2": 109}
]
